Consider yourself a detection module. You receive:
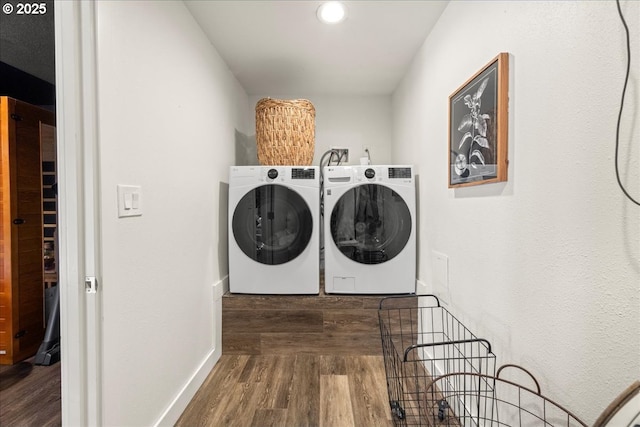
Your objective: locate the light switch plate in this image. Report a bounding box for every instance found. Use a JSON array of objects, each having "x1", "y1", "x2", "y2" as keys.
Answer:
[{"x1": 117, "y1": 185, "x2": 143, "y2": 217}]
